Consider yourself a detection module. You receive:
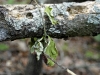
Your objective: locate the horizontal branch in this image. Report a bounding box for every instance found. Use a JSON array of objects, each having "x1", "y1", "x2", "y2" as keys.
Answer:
[{"x1": 0, "y1": 1, "x2": 100, "y2": 42}]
